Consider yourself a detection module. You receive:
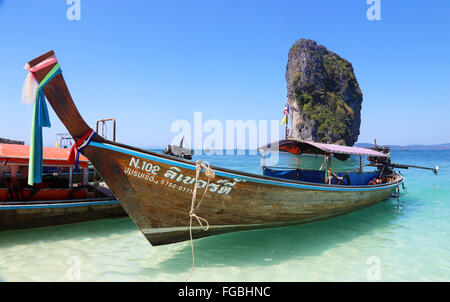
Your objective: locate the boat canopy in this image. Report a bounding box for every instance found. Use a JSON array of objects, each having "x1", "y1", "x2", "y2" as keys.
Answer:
[
  {"x1": 0, "y1": 143, "x2": 89, "y2": 168},
  {"x1": 258, "y1": 139, "x2": 389, "y2": 158}
]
